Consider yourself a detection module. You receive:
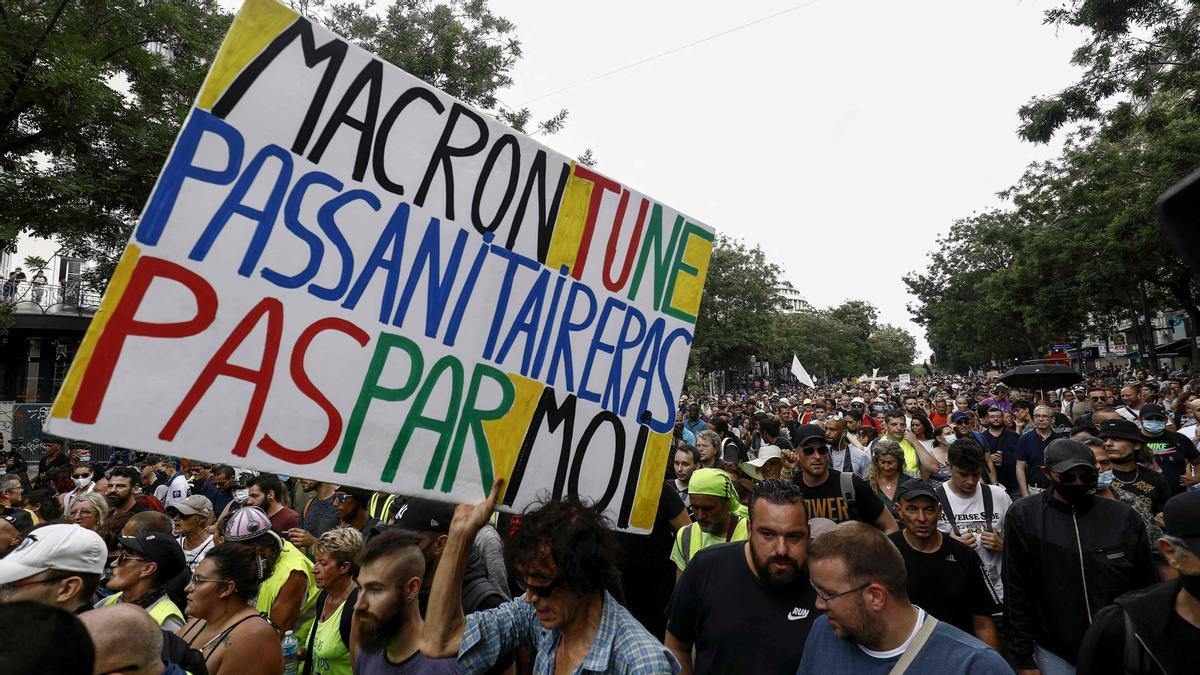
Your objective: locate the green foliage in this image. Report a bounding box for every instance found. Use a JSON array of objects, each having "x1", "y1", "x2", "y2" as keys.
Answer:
[{"x1": 690, "y1": 236, "x2": 782, "y2": 375}]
